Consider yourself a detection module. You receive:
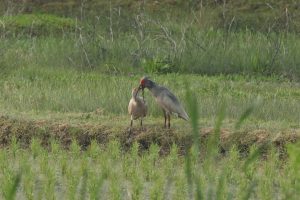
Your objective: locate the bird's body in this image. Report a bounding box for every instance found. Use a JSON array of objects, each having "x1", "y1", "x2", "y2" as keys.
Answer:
[
  {"x1": 128, "y1": 87, "x2": 148, "y2": 128},
  {"x1": 139, "y1": 77, "x2": 188, "y2": 128}
]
